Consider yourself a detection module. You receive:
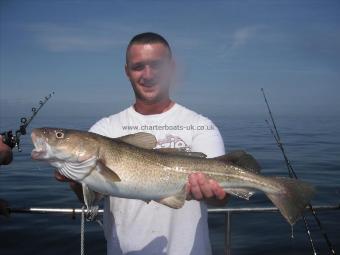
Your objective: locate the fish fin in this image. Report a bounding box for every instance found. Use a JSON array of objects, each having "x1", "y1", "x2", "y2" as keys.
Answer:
[
  {"x1": 266, "y1": 177, "x2": 315, "y2": 225},
  {"x1": 58, "y1": 156, "x2": 98, "y2": 181},
  {"x1": 158, "y1": 186, "x2": 187, "y2": 209},
  {"x1": 82, "y1": 183, "x2": 103, "y2": 207},
  {"x1": 96, "y1": 161, "x2": 121, "y2": 182},
  {"x1": 82, "y1": 184, "x2": 103, "y2": 221},
  {"x1": 215, "y1": 150, "x2": 261, "y2": 173},
  {"x1": 155, "y1": 148, "x2": 207, "y2": 158},
  {"x1": 225, "y1": 188, "x2": 255, "y2": 200},
  {"x1": 116, "y1": 132, "x2": 157, "y2": 149}
]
